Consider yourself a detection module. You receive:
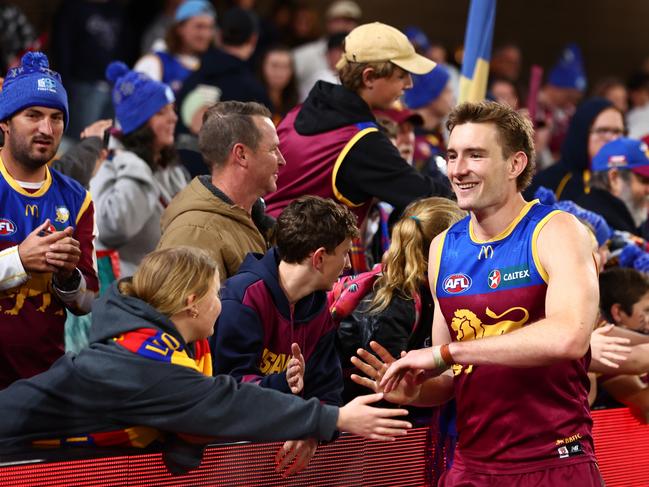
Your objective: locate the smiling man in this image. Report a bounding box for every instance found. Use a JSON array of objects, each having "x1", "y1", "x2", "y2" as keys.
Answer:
[
  {"x1": 377, "y1": 101, "x2": 602, "y2": 485},
  {"x1": 211, "y1": 196, "x2": 358, "y2": 477},
  {"x1": 158, "y1": 101, "x2": 282, "y2": 279},
  {"x1": 265, "y1": 22, "x2": 452, "y2": 228},
  {"x1": 0, "y1": 52, "x2": 98, "y2": 388}
]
